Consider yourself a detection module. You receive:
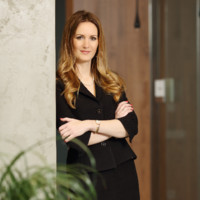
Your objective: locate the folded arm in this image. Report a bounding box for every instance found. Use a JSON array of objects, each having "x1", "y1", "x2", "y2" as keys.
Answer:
[{"x1": 59, "y1": 101, "x2": 134, "y2": 145}]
